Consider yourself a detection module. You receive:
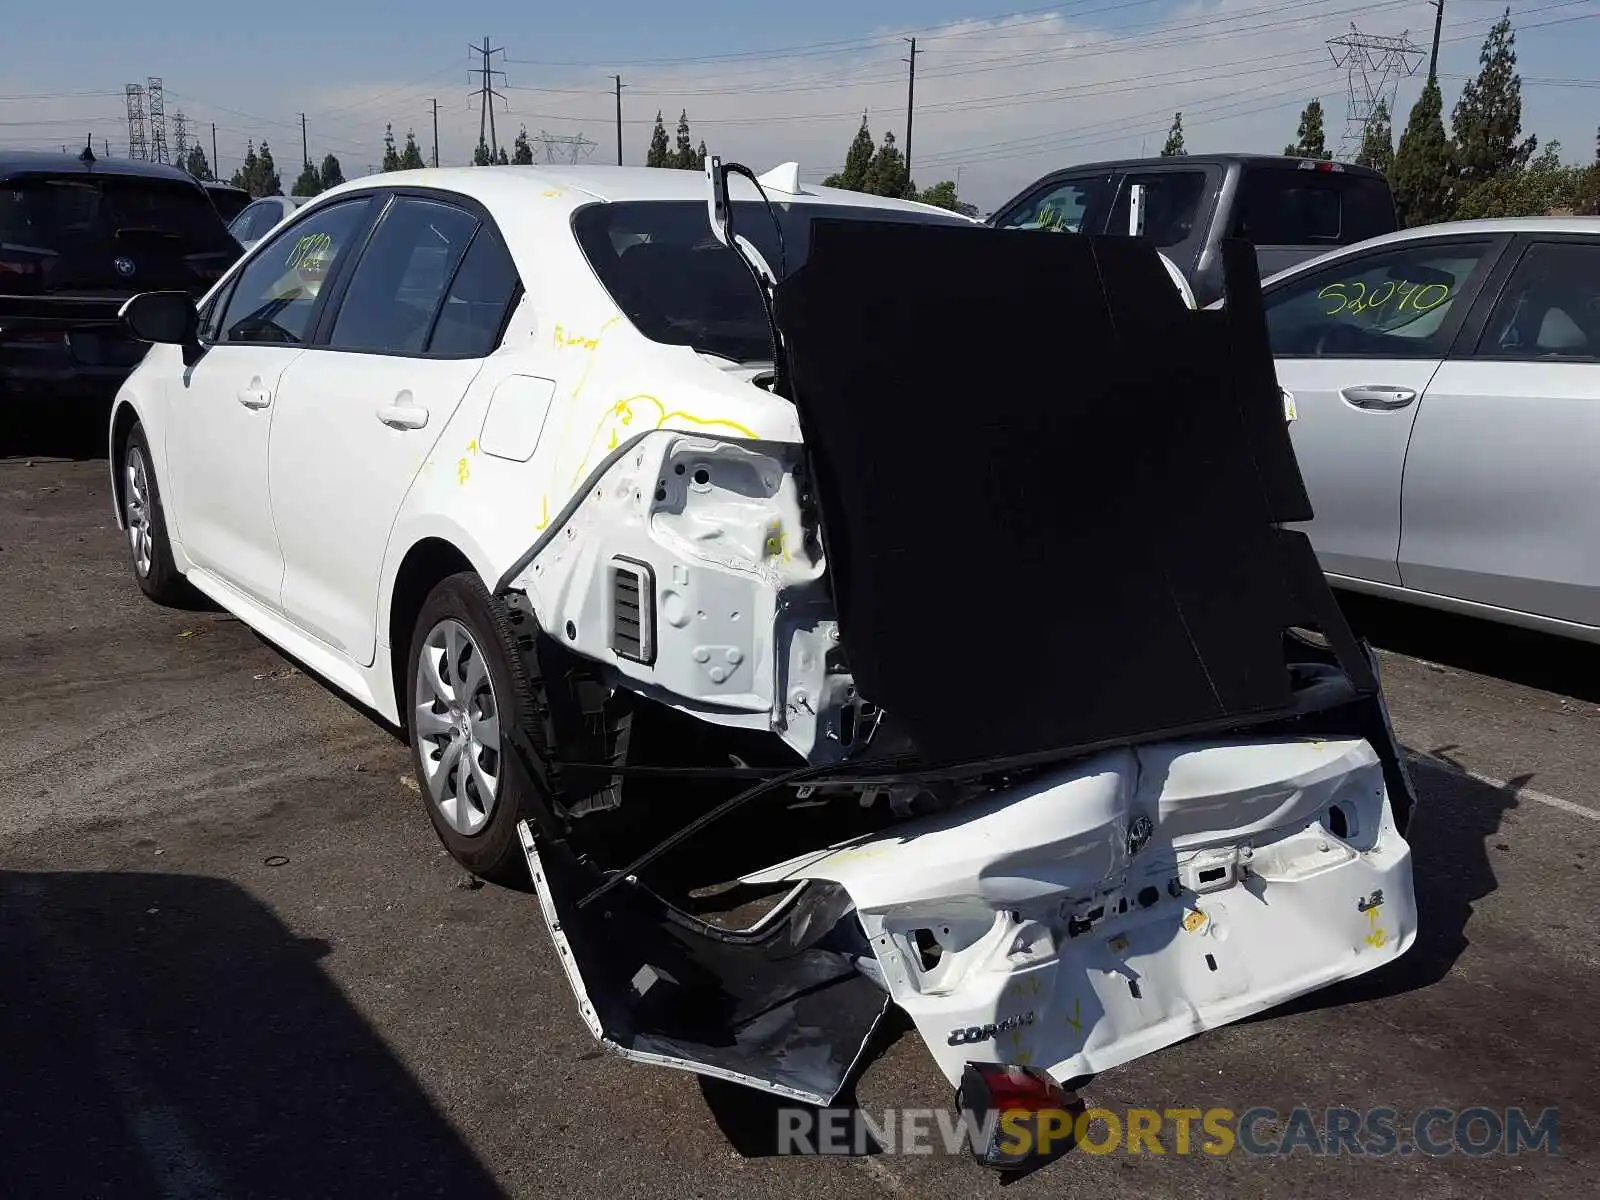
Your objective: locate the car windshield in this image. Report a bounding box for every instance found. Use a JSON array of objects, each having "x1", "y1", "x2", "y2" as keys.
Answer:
[
  {"x1": 0, "y1": 173, "x2": 234, "y2": 252},
  {"x1": 573, "y1": 199, "x2": 970, "y2": 363}
]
